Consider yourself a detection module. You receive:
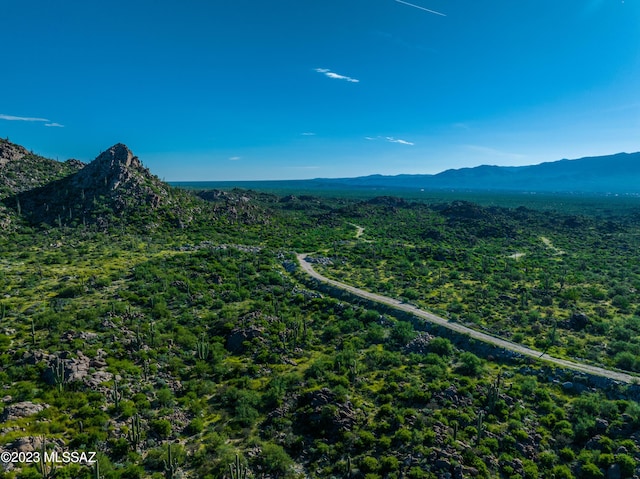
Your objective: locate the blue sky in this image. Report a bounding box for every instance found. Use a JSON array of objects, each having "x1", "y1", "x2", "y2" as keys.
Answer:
[{"x1": 1, "y1": 0, "x2": 639, "y2": 180}]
